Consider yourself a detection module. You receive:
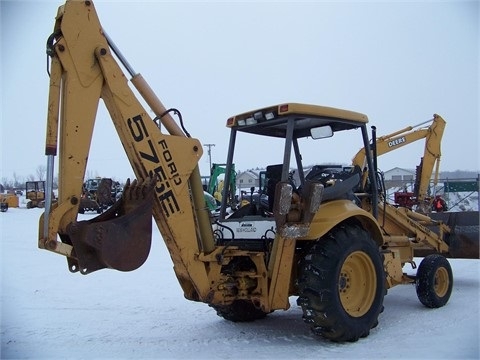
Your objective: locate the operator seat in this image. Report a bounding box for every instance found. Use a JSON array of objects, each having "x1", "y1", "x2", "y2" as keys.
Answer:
[{"x1": 266, "y1": 164, "x2": 283, "y2": 212}]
